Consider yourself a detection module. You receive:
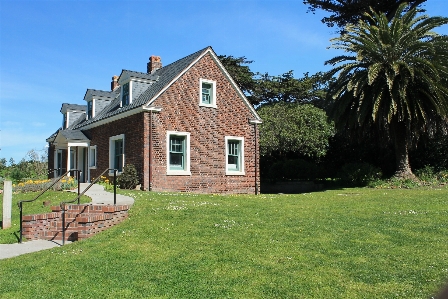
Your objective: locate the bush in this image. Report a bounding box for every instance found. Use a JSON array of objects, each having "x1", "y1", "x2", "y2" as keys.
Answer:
[
  {"x1": 337, "y1": 162, "x2": 382, "y2": 187},
  {"x1": 415, "y1": 165, "x2": 437, "y2": 183},
  {"x1": 117, "y1": 164, "x2": 139, "y2": 189}
]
